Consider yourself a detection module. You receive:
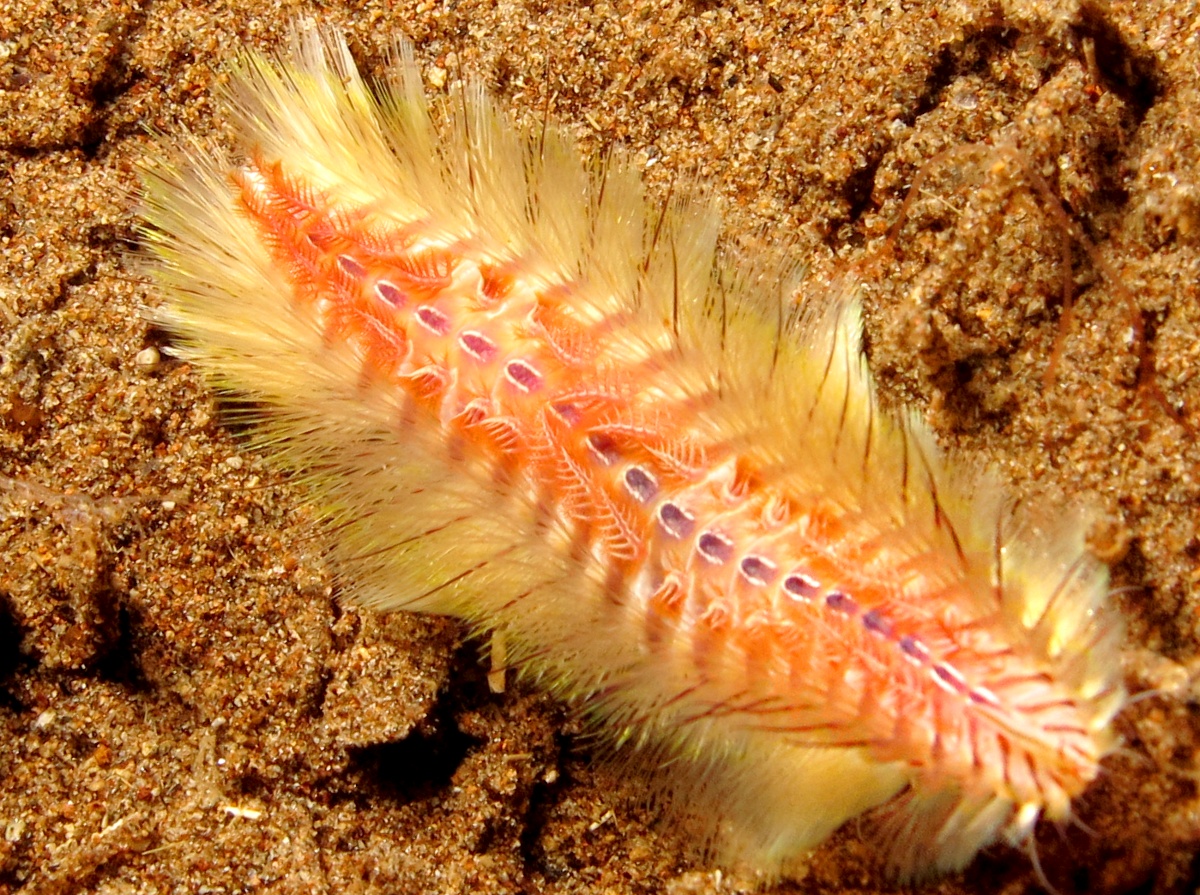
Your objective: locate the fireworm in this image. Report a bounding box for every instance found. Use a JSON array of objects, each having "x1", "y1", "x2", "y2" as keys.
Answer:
[{"x1": 140, "y1": 23, "x2": 1126, "y2": 882}]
